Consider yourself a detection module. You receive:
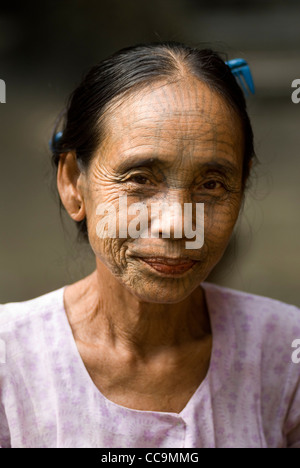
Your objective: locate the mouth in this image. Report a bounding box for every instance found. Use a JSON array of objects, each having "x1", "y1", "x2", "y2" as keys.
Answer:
[{"x1": 138, "y1": 257, "x2": 197, "y2": 276}]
